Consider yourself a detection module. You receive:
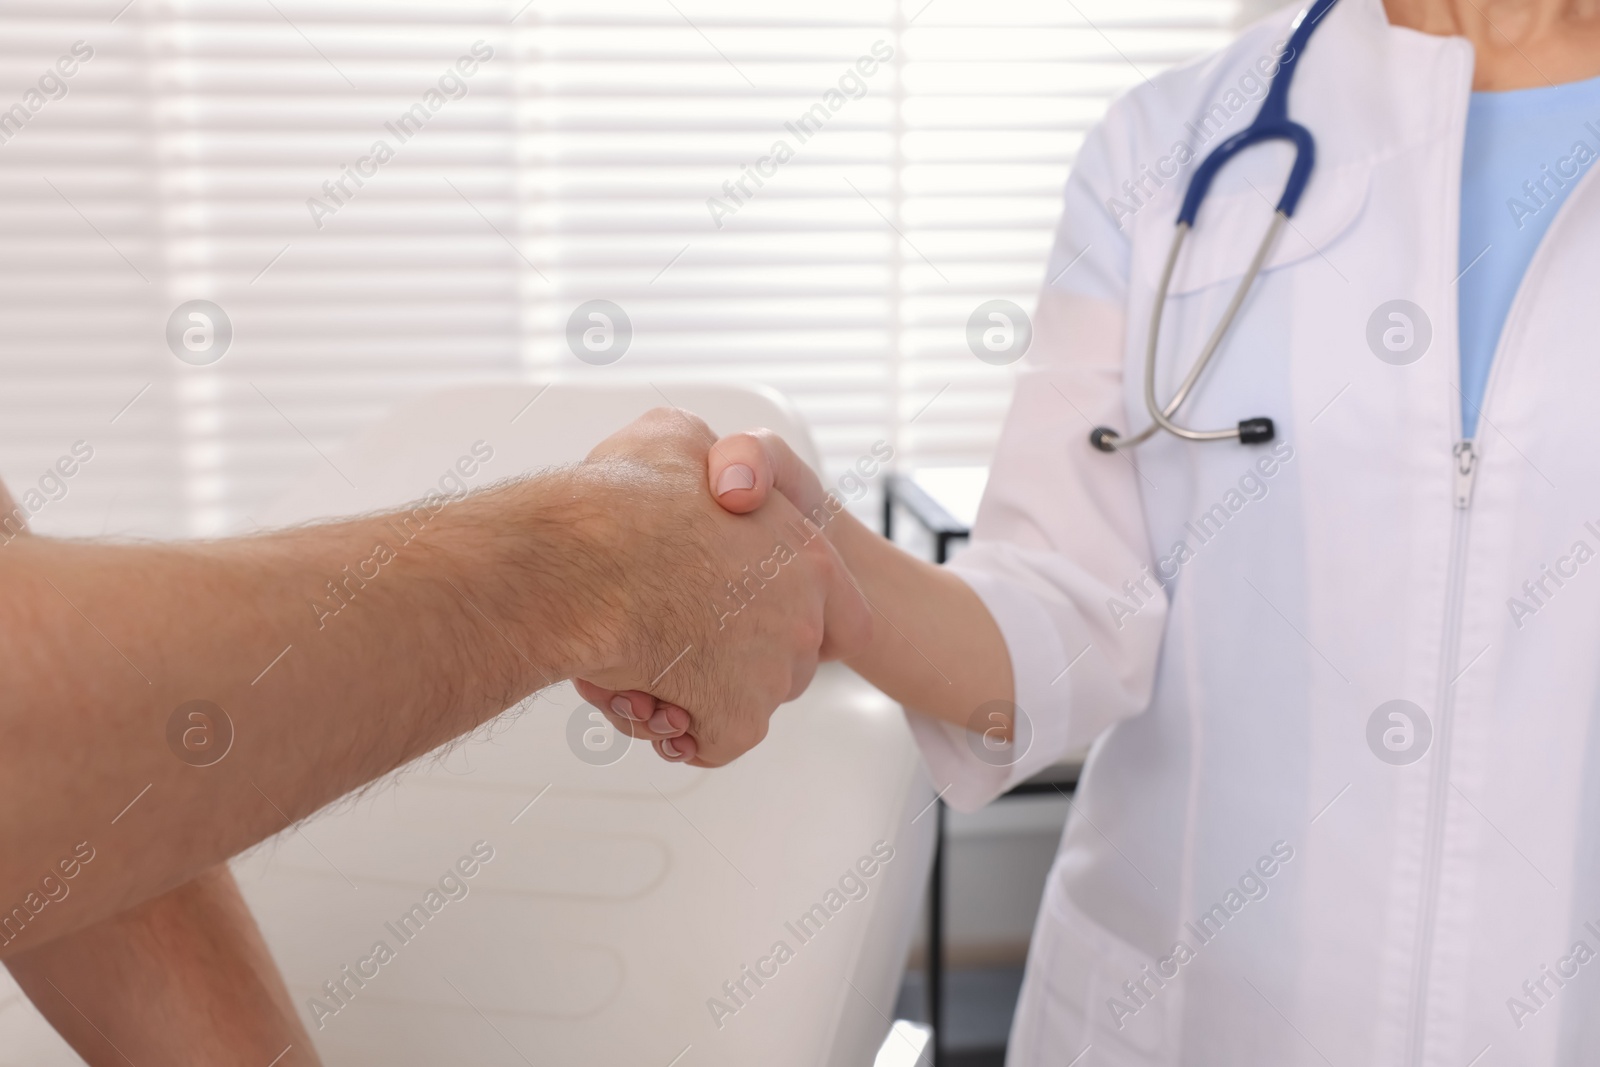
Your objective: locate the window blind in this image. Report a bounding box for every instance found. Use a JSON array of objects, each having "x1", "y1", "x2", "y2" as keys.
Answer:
[{"x1": 0, "y1": 0, "x2": 1239, "y2": 540}]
